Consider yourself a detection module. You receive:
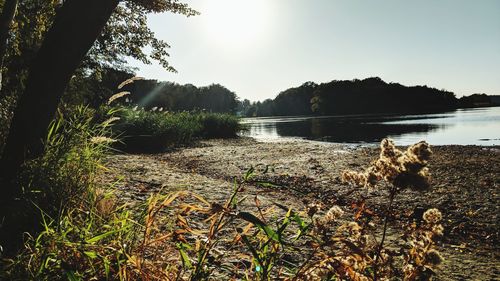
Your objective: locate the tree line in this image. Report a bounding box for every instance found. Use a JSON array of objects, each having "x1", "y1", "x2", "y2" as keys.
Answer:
[
  {"x1": 239, "y1": 77, "x2": 459, "y2": 117},
  {"x1": 240, "y1": 77, "x2": 498, "y2": 117},
  {"x1": 123, "y1": 79, "x2": 238, "y2": 113},
  {"x1": 61, "y1": 67, "x2": 239, "y2": 113}
]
